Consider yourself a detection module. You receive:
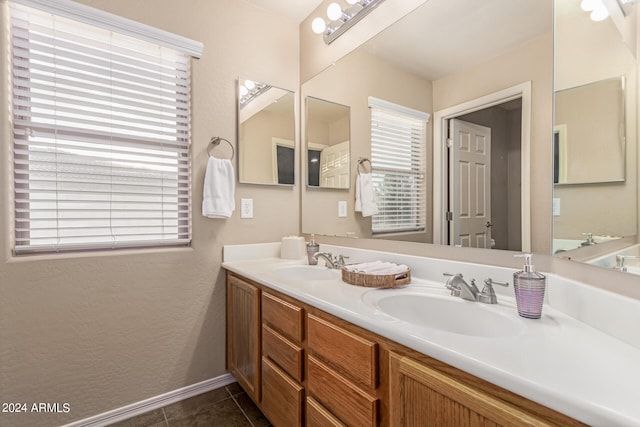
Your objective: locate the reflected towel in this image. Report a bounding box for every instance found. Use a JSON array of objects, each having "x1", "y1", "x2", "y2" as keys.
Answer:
[
  {"x1": 355, "y1": 173, "x2": 378, "y2": 217},
  {"x1": 202, "y1": 157, "x2": 235, "y2": 218},
  {"x1": 344, "y1": 261, "x2": 409, "y2": 276}
]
